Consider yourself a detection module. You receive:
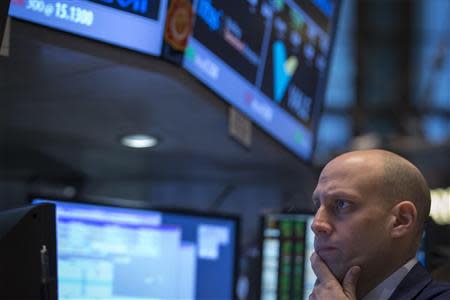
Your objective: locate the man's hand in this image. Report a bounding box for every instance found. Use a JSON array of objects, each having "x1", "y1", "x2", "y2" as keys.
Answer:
[{"x1": 309, "y1": 252, "x2": 361, "y2": 300}]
